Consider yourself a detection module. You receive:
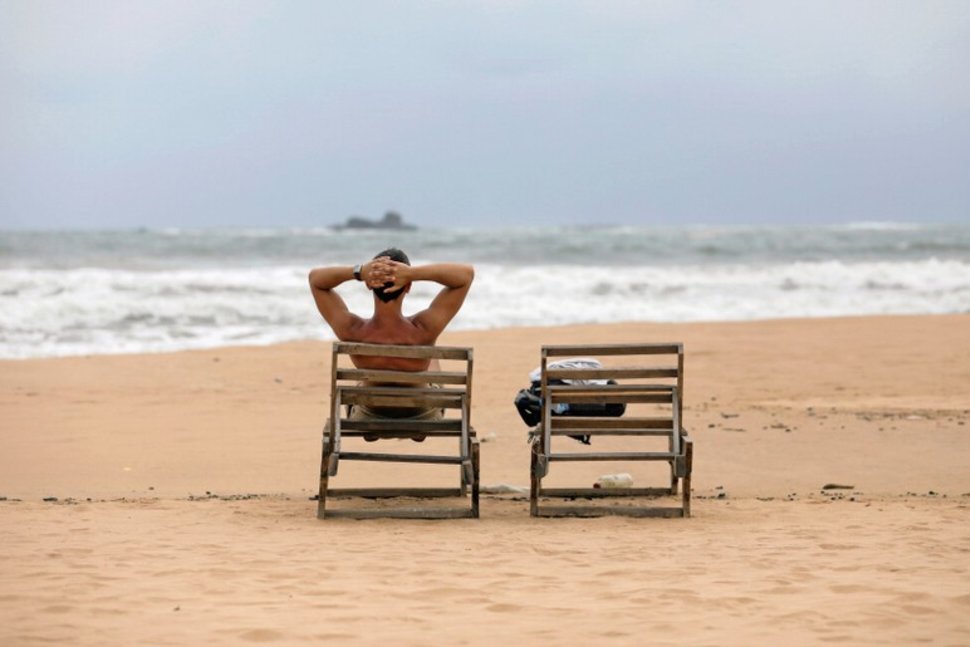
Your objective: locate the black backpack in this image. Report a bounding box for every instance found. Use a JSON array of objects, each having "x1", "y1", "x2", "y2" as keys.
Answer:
[{"x1": 514, "y1": 379, "x2": 625, "y2": 445}]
